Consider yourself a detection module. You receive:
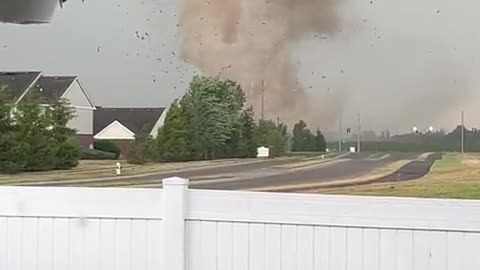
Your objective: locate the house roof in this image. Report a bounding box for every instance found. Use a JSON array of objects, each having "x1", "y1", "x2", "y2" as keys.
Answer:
[
  {"x1": 25, "y1": 76, "x2": 77, "y2": 102},
  {"x1": 0, "y1": 71, "x2": 41, "y2": 100},
  {"x1": 94, "y1": 107, "x2": 166, "y2": 135}
]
